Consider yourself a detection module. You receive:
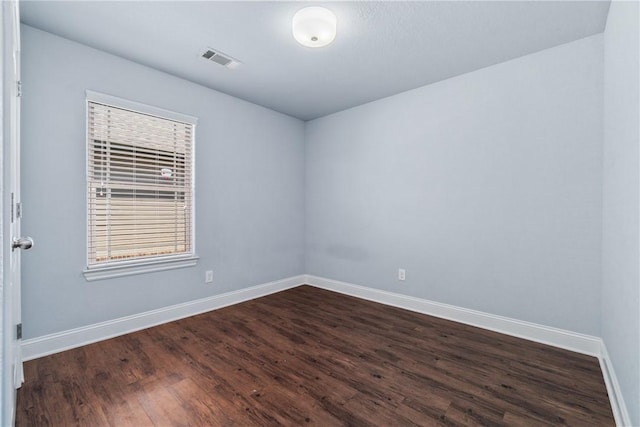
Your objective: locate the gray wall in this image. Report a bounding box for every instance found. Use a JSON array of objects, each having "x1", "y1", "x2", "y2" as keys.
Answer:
[
  {"x1": 306, "y1": 35, "x2": 604, "y2": 335},
  {"x1": 602, "y1": 1, "x2": 640, "y2": 424},
  {"x1": 20, "y1": 25, "x2": 305, "y2": 339}
]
